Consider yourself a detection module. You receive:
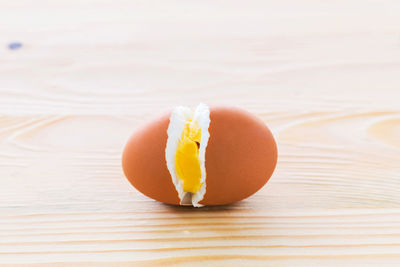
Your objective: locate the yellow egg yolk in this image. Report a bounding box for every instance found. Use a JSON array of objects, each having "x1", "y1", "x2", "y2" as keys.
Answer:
[{"x1": 175, "y1": 120, "x2": 203, "y2": 193}]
